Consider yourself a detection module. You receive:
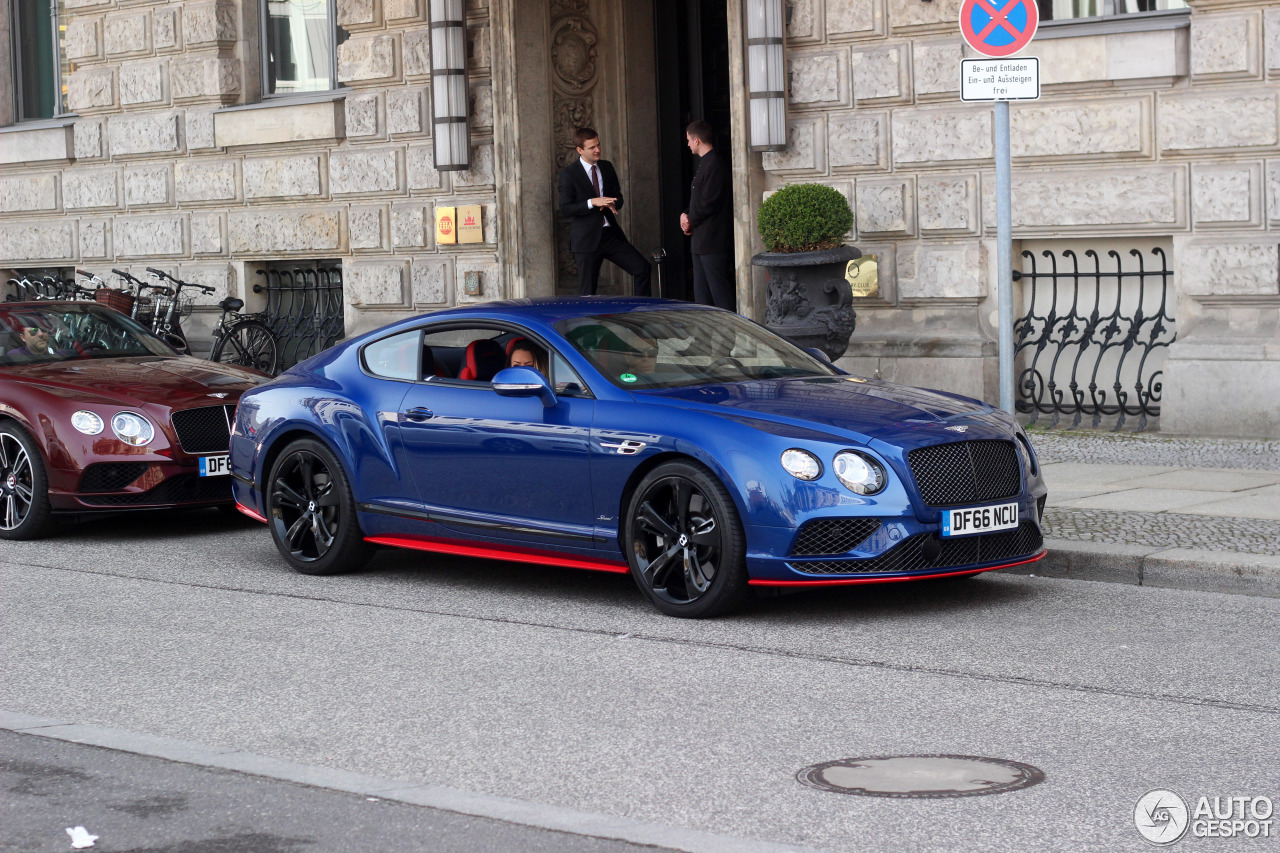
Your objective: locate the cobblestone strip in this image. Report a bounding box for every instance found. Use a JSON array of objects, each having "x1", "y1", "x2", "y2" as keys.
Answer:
[
  {"x1": 1044, "y1": 508, "x2": 1280, "y2": 556},
  {"x1": 1026, "y1": 429, "x2": 1280, "y2": 471}
]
